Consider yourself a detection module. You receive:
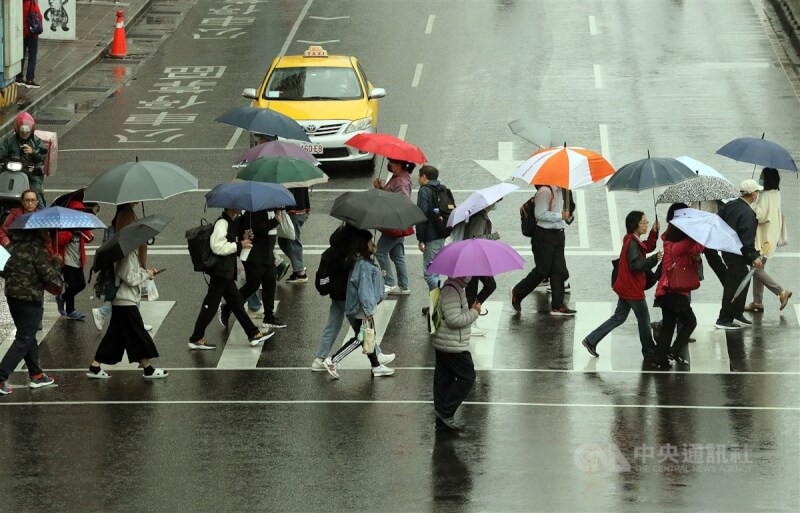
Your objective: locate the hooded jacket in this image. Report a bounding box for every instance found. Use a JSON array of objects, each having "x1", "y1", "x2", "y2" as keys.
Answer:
[
  {"x1": 432, "y1": 277, "x2": 479, "y2": 353},
  {"x1": 2, "y1": 230, "x2": 62, "y2": 302},
  {"x1": 112, "y1": 250, "x2": 150, "y2": 306},
  {"x1": 55, "y1": 200, "x2": 94, "y2": 267}
]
